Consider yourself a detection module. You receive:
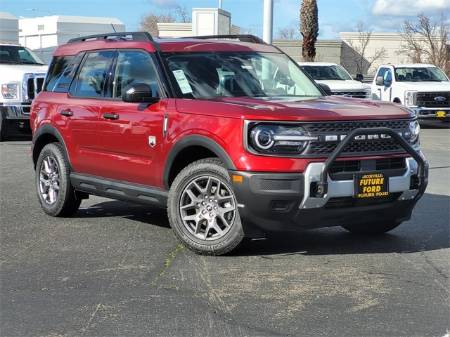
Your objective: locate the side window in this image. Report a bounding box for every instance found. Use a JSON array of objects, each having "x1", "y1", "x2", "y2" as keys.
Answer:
[
  {"x1": 112, "y1": 51, "x2": 160, "y2": 99},
  {"x1": 376, "y1": 67, "x2": 388, "y2": 79},
  {"x1": 384, "y1": 69, "x2": 393, "y2": 82},
  {"x1": 70, "y1": 51, "x2": 115, "y2": 98},
  {"x1": 44, "y1": 54, "x2": 83, "y2": 93}
]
